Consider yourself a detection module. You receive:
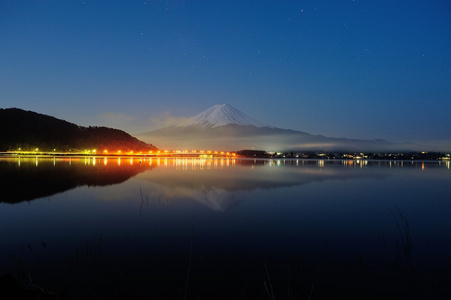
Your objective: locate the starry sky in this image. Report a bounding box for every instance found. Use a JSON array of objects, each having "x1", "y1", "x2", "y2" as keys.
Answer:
[{"x1": 1, "y1": 1, "x2": 450, "y2": 148}]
